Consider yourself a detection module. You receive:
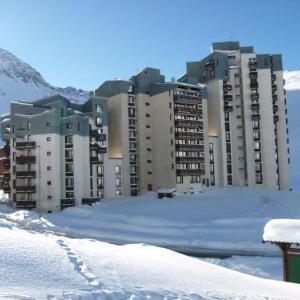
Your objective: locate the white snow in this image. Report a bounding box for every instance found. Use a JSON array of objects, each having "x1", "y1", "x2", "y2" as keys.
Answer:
[
  {"x1": 263, "y1": 219, "x2": 300, "y2": 244},
  {"x1": 3, "y1": 188, "x2": 300, "y2": 256},
  {"x1": 0, "y1": 219, "x2": 300, "y2": 299}
]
